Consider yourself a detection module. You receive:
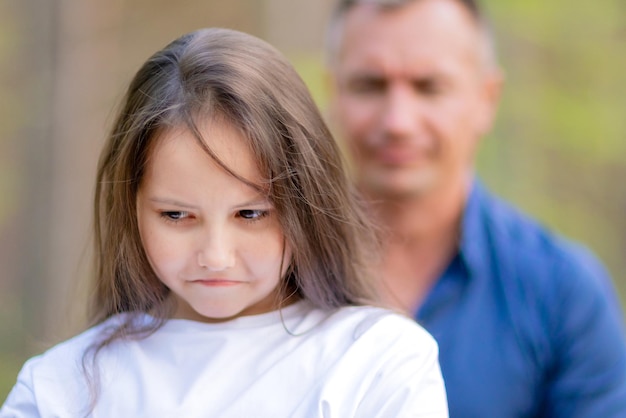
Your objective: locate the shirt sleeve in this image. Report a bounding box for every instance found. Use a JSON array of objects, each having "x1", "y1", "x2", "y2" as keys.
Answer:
[
  {"x1": 355, "y1": 317, "x2": 449, "y2": 418},
  {"x1": 0, "y1": 360, "x2": 42, "y2": 418},
  {"x1": 543, "y1": 249, "x2": 626, "y2": 417}
]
